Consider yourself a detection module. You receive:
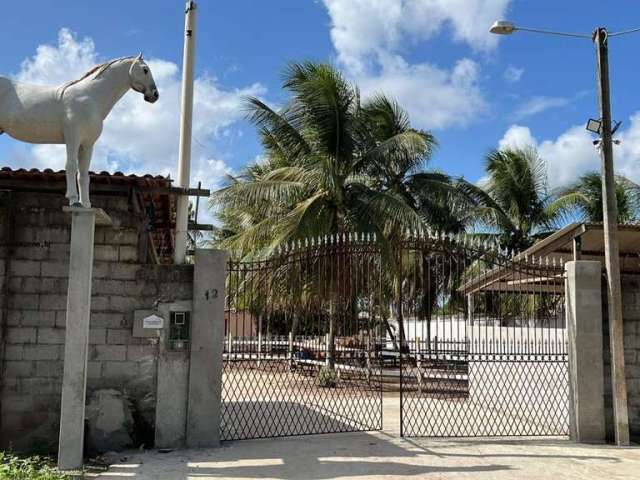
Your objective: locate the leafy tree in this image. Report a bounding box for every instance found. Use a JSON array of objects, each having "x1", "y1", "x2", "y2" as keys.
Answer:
[
  {"x1": 548, "y1": 171, "x2": 639, "y2": 224},
  {"x1": 212, "y1": 61, "x2": 474, "y2": 360},
  {"x1": 471, "y1": 147, "x2": 559, "y2": 252},
  {"x1": 213, "y1": 62, "x2": 432, "y2": 256}
]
